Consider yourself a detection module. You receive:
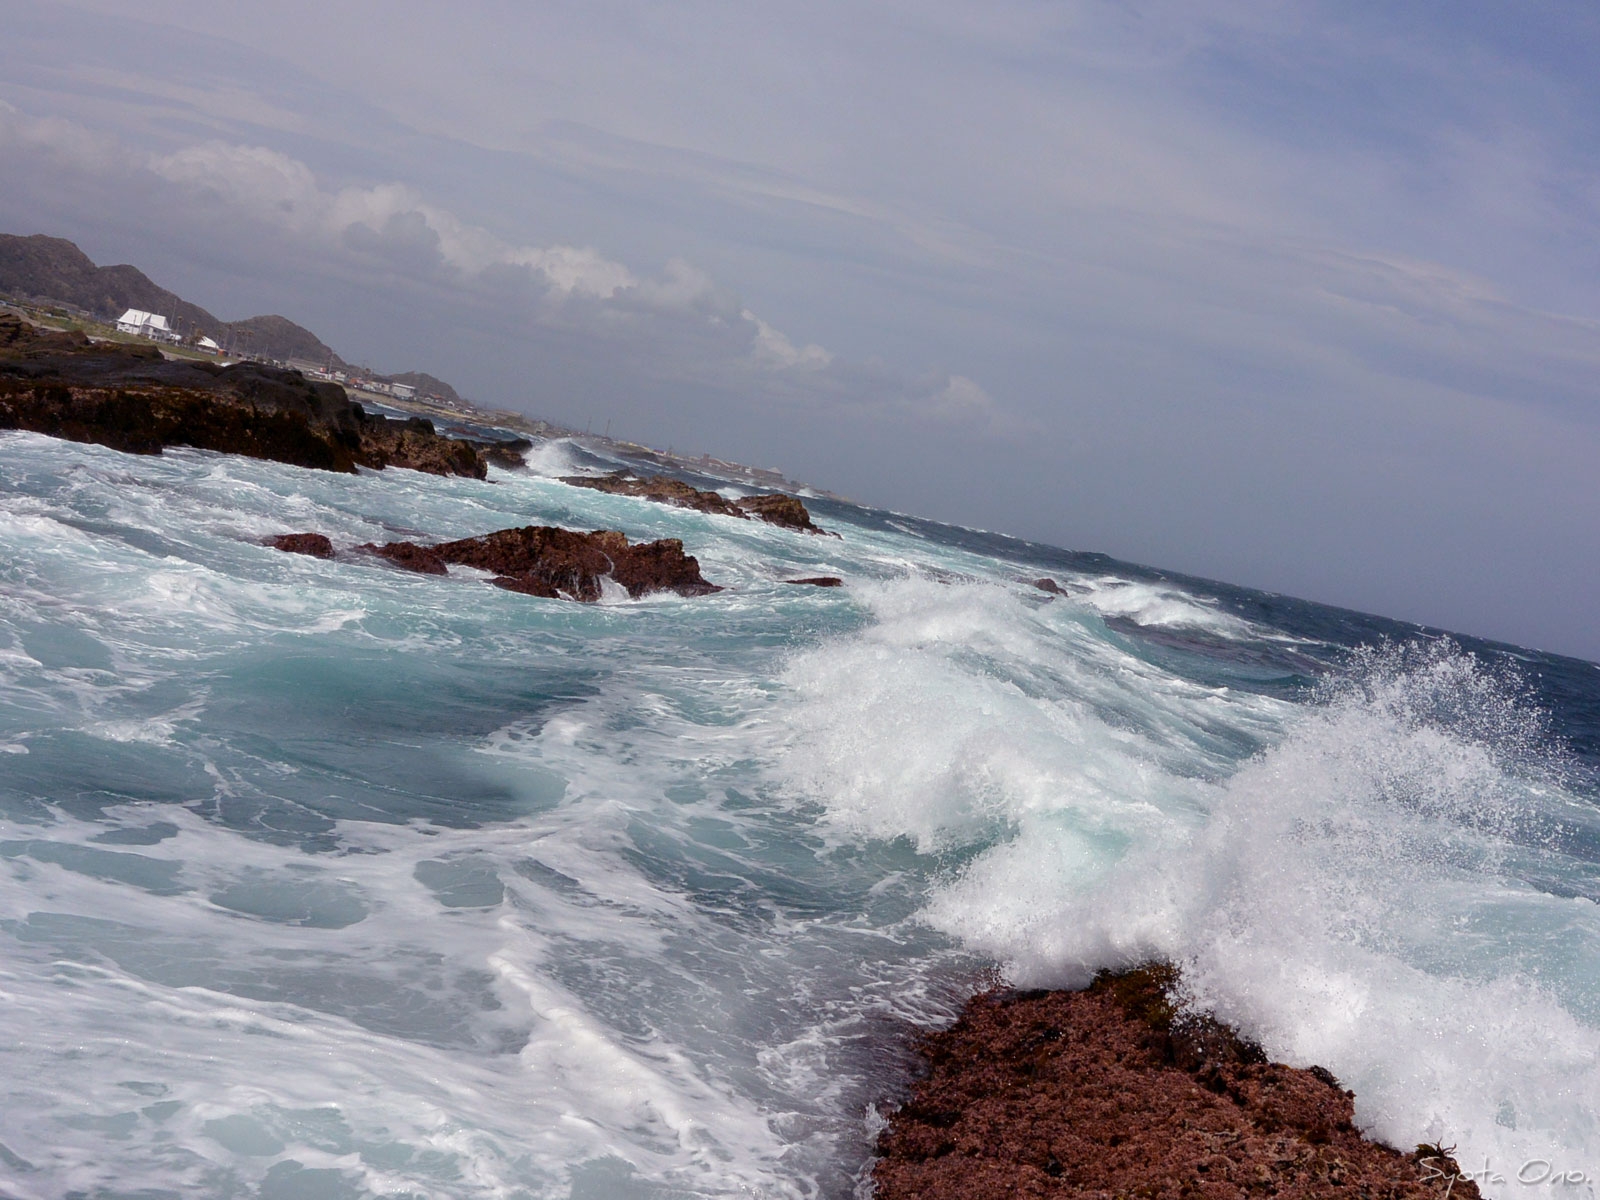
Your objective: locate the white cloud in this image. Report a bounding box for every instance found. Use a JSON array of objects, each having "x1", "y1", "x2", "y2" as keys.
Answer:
[
  {"x1": 1, "y1": 104, "x2": 1009, "y2": 438},
  {"x1": 745, "y1": 309, "x2": 832, "y2": 370}
]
